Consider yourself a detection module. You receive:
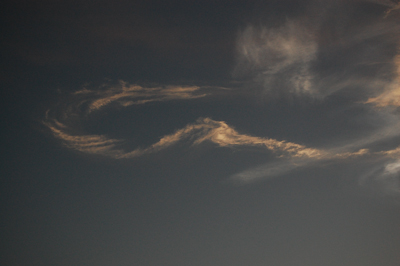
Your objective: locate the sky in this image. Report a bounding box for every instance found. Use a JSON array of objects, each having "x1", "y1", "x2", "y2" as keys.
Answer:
[{"x1": 1, "y1": 0, "x2": 400, "y2": 265}]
